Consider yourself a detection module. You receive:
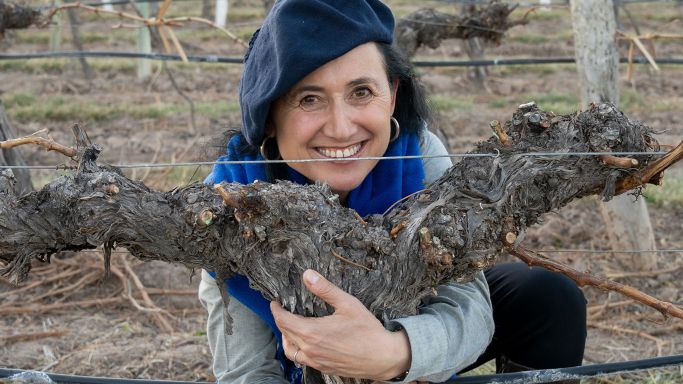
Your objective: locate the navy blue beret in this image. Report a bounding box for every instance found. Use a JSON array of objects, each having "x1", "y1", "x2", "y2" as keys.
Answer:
[{"x1": 238, "y1": 0, "x2": 395, "y2": 146}]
